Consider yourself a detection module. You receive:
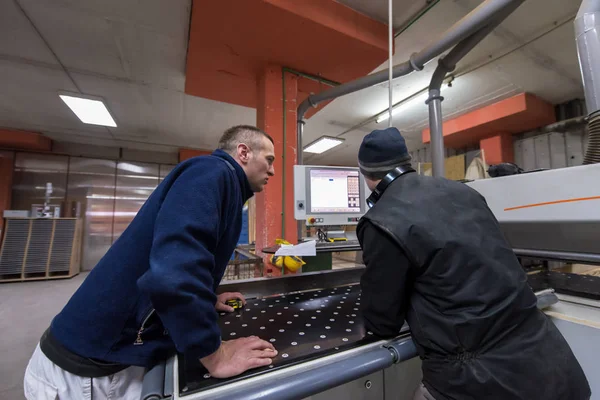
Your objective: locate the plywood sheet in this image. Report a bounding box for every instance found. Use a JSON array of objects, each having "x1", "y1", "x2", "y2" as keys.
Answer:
[{"x1": 418, "y1": 155, "x2": 465, "y2": 180}]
